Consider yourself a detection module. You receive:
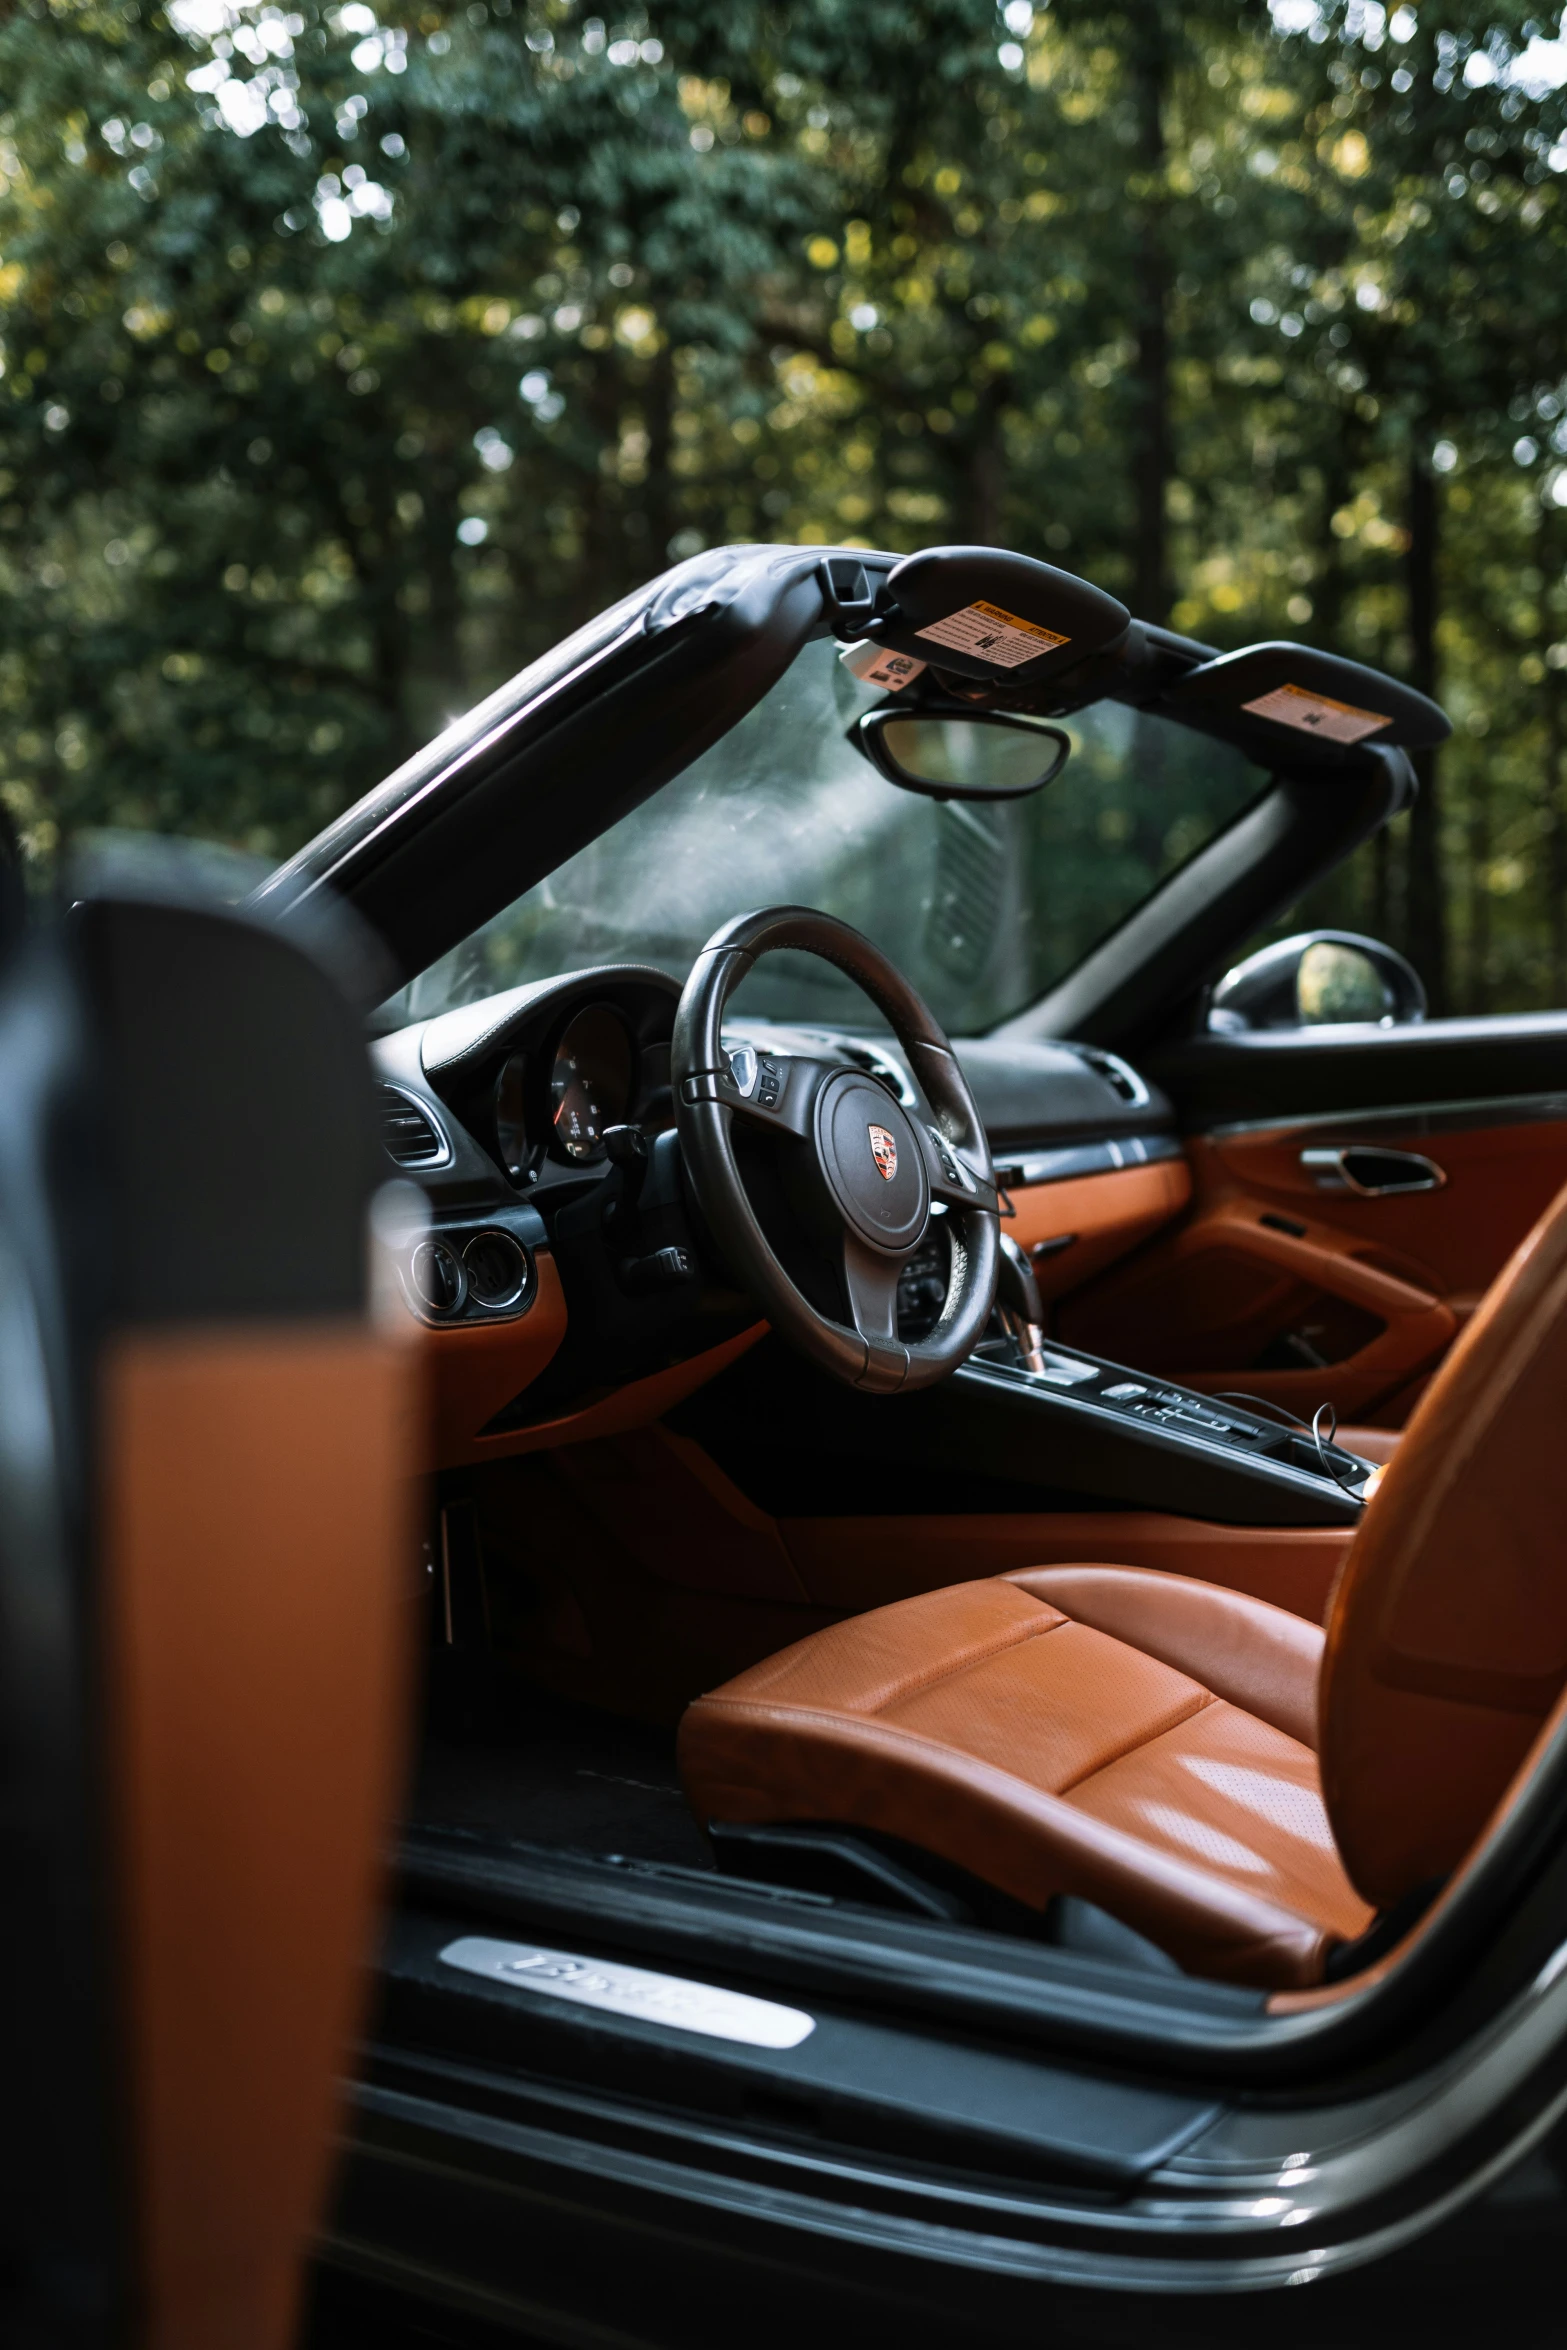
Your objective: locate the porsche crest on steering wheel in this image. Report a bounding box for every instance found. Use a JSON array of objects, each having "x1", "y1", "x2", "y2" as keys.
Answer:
[{"x1": 868, "y1": 1123, "x2": 898, "y2": 1181}]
